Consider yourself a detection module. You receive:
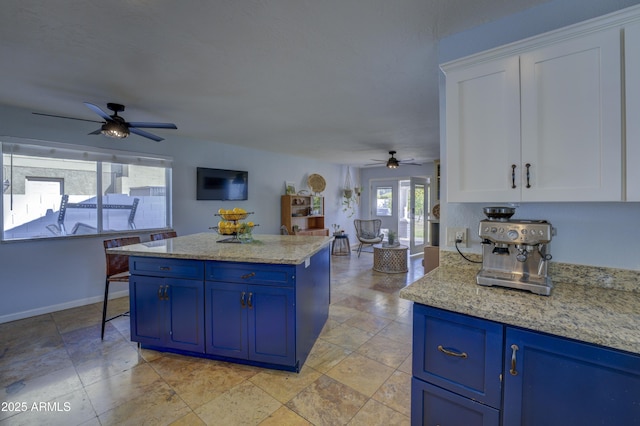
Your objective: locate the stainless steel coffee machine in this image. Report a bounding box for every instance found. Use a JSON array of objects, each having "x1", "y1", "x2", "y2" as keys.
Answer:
[{"x1": 476, "y1": 207, "x2": 555, "y2": 296}]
